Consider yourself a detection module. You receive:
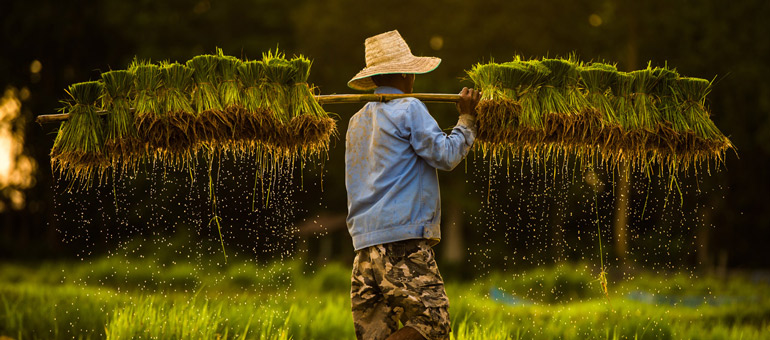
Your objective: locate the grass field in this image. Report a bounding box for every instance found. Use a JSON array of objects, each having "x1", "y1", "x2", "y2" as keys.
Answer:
[{"x1": 1, "y1": 256, "x2": 768, "y2": 339}]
